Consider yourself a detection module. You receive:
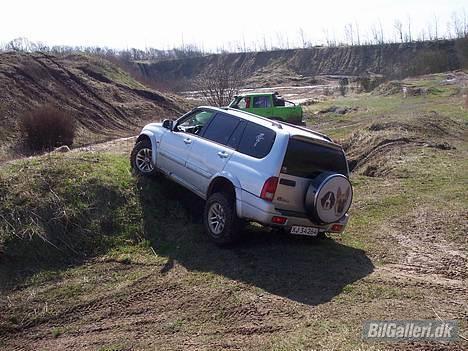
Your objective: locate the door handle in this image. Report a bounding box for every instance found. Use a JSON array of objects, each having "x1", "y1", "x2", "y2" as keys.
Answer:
[
  {"x1": 217, "y1": 151, "x2": 228, "y2": 158},
  {"x1": 183, "y1": 138, "x2": 192, "y2": 144}
]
